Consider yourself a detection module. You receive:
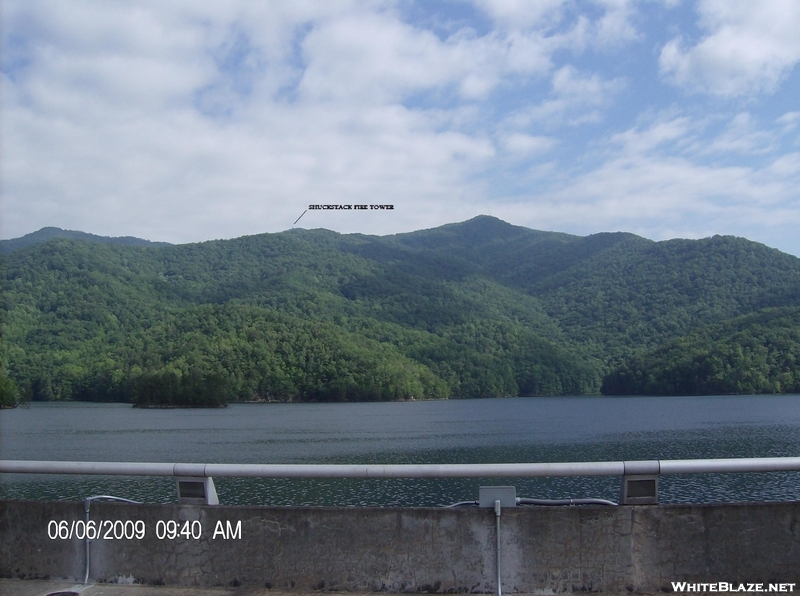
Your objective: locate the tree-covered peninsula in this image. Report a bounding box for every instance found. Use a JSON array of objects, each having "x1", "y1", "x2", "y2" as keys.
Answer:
[{"x1": 2, "y1": 216, "x2": 800, "y2": 404}]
